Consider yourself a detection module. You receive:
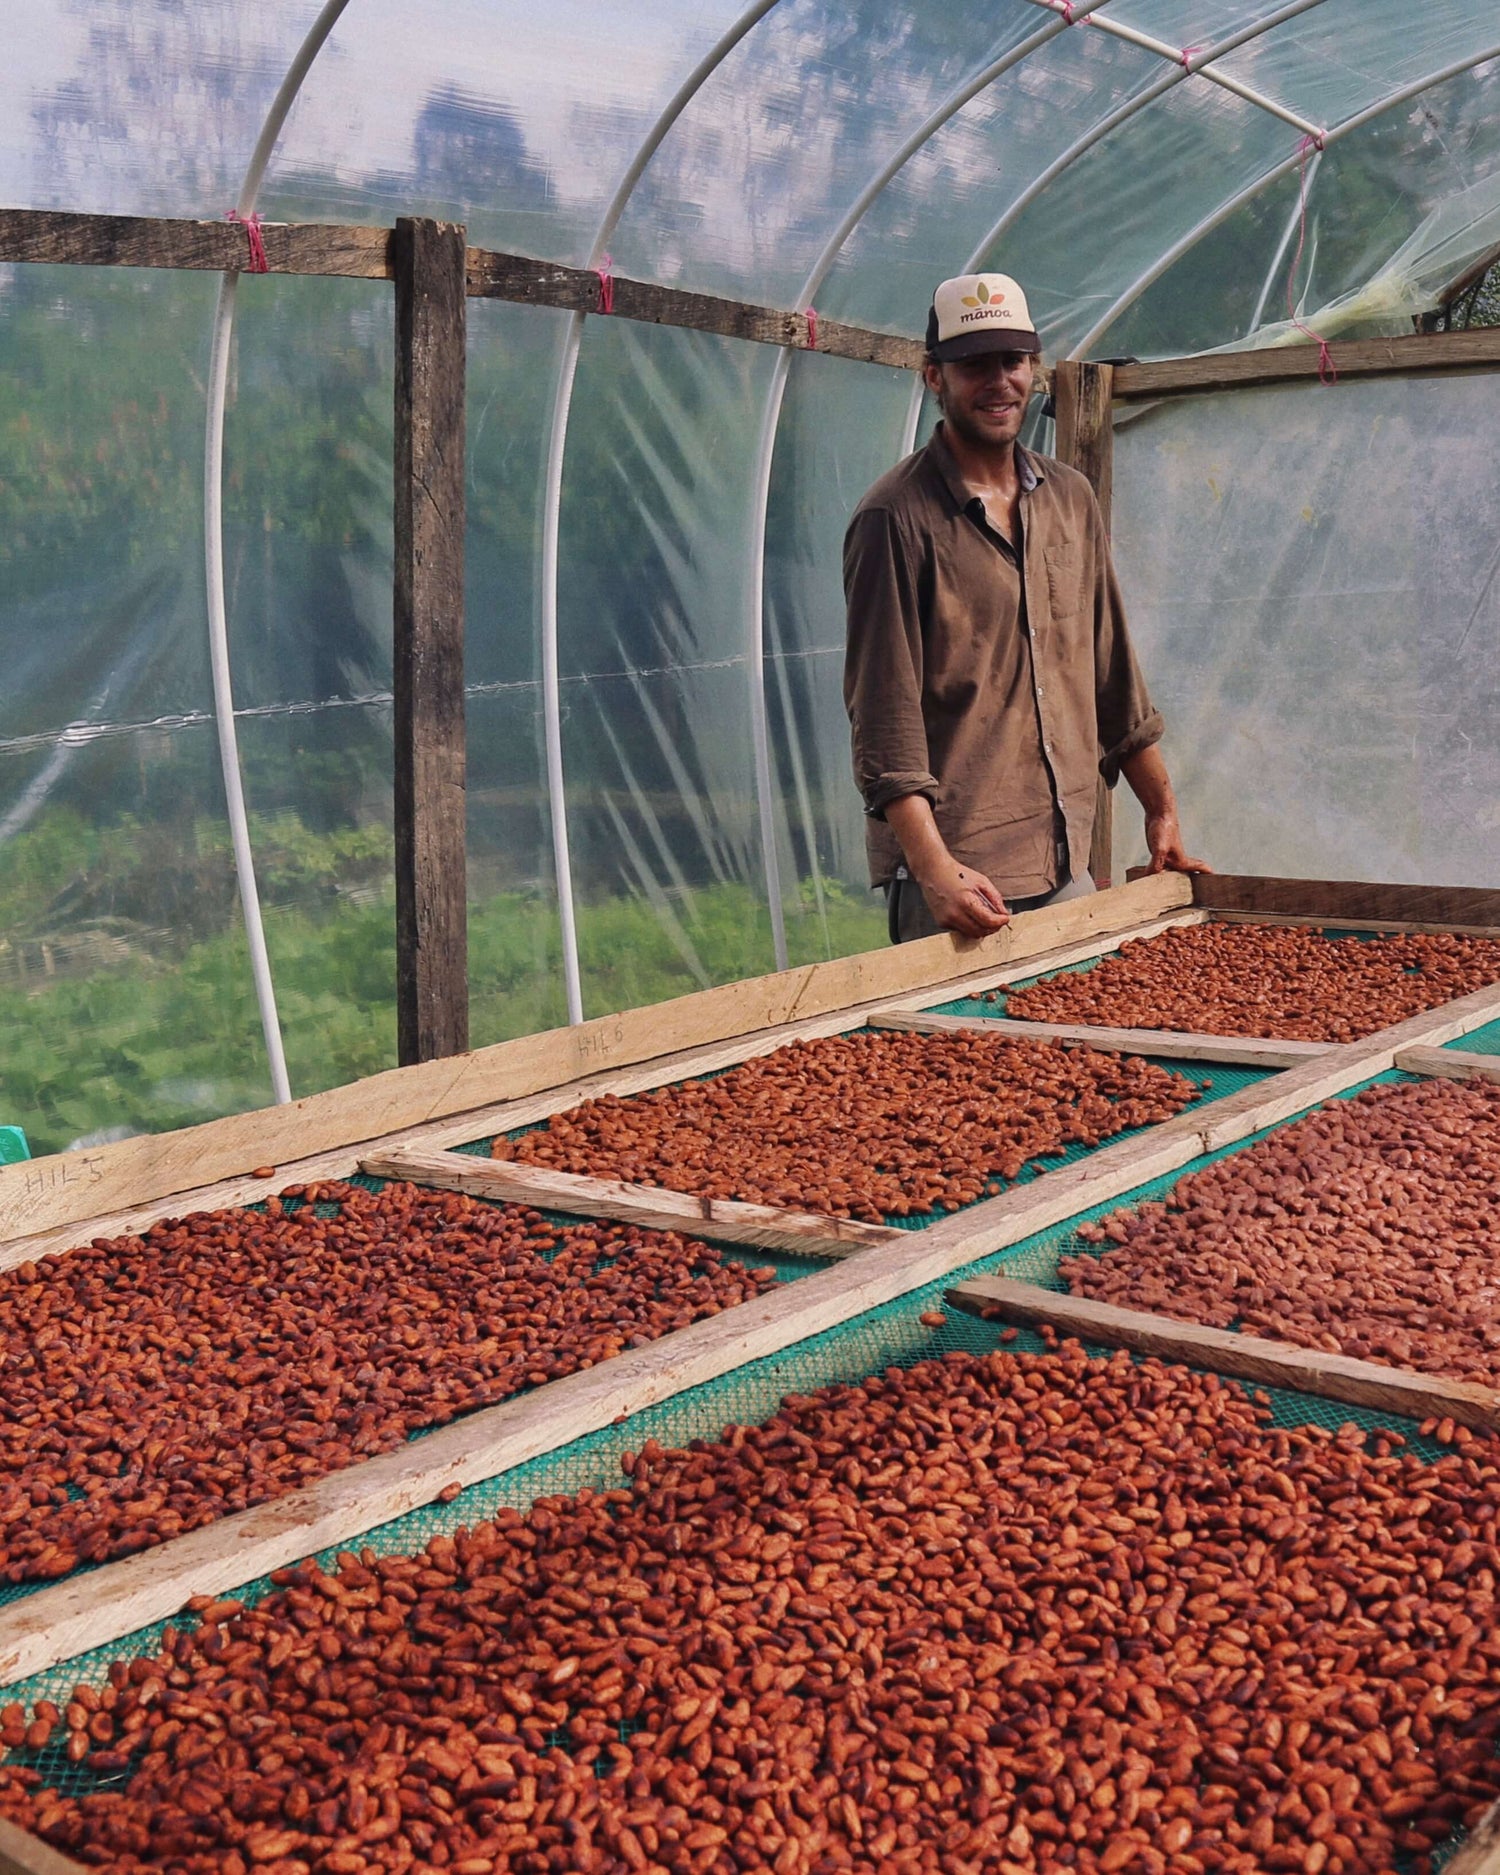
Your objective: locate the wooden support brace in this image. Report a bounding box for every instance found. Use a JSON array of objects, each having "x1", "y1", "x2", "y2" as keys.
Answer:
[
  {"x1": 1052, "y1": 359, "x2": 1115, "y2": 891},
  {"x1": 1207, "y1": 910, "x2": 1500, "y2": 939},
  {"x1": 1192, "y1": 873, "x2": 1500, "y2": 928},
  {"x1": 361, "y1": 1149, "x2": 897, "y2": 1259},
  {"x1": 0, "y1": 1819, "x2": 88, "y2": 1875},
  {"x1": 1393, "y1": 1046, "x2": 1500, "y2": 1085},
  {"x1": 946, "y1": 1277, "x2": 1500, "y2": 1433},
  {"x1": 868, "y1": 1010, "x2": 1328, "y2": 1069},
  {"x1": 1113, "y1": 324, "x2": 1500, "y2": 401},
  {"x1": 0, "y1": 874, "x2": 1193, "y2": 1249},
  {"x1": 393, "y1": 218, "x2": 468, "y2": 1065},
  {"x1": 1448, "y1": 1797, "x2": 1500, "y2": 1875}
]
